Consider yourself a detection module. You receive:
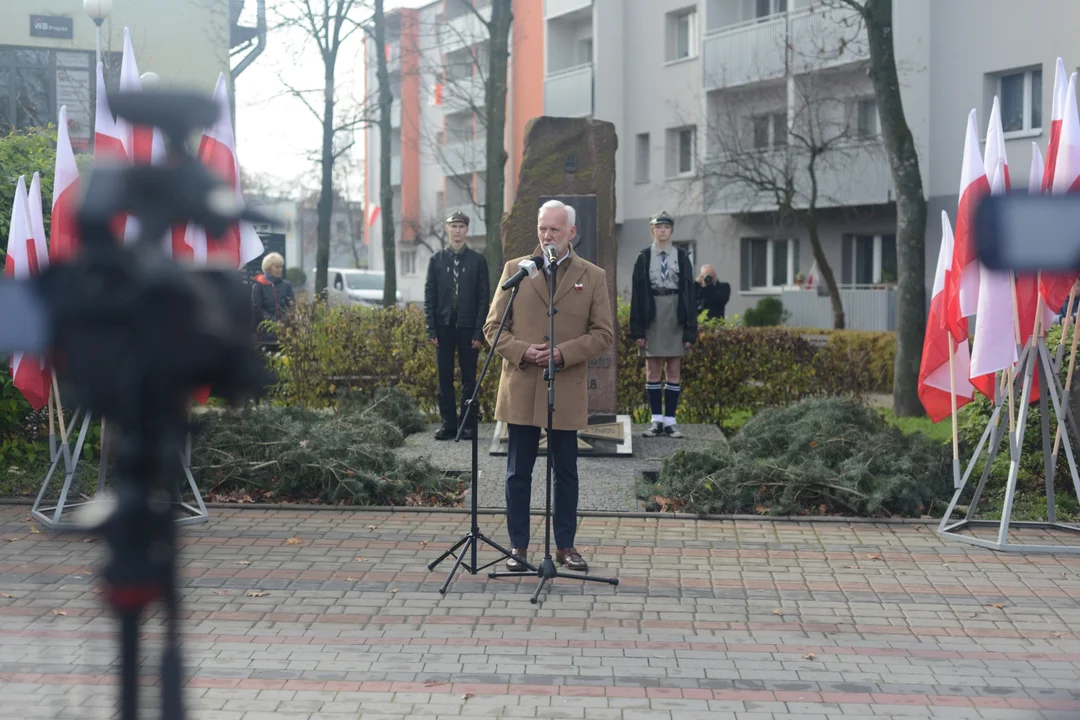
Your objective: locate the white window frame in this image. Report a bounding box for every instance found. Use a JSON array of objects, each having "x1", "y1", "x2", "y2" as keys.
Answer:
[
  {"x1": 744, "y1": 238, "x2": 796, "y2": 293},
  {"x1": 842, "y1": 233, "x2": 896, "y2": 287},
  {"x1": 996, "y1": 67, "x2": 1043, "y2": 138},
  {"x1": 751, "y1": 111, "x2": 786, "y2": 149},
  {"x1": 666, "y1": 125, "x2": 696, "y2": 178},
  {"x1": 400, "y1": 248, "x2": 418, "y2": 277},
  {"x1": 665, "y1": 7, "x2": 697, "y2": 64},
  {"x1": 754, "y1": 0, "x2": 787, "y2": 21},
  {"x1": 854, "y1": 97, "x2": 880, "y2": 139}
]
